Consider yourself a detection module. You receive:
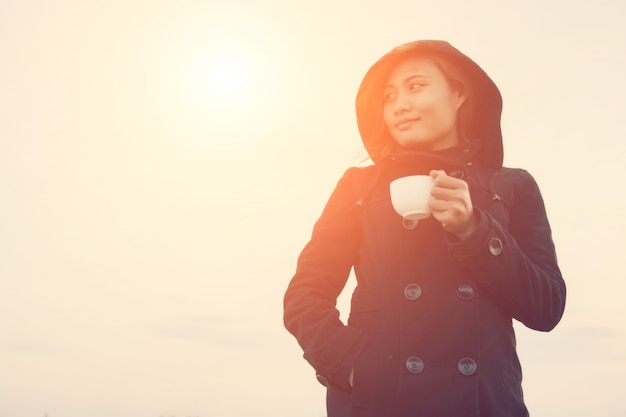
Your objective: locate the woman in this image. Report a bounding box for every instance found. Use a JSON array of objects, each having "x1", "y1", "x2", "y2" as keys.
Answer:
[{"x1": 283, "y1": 40, "x2": 566, "y2": 417}]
